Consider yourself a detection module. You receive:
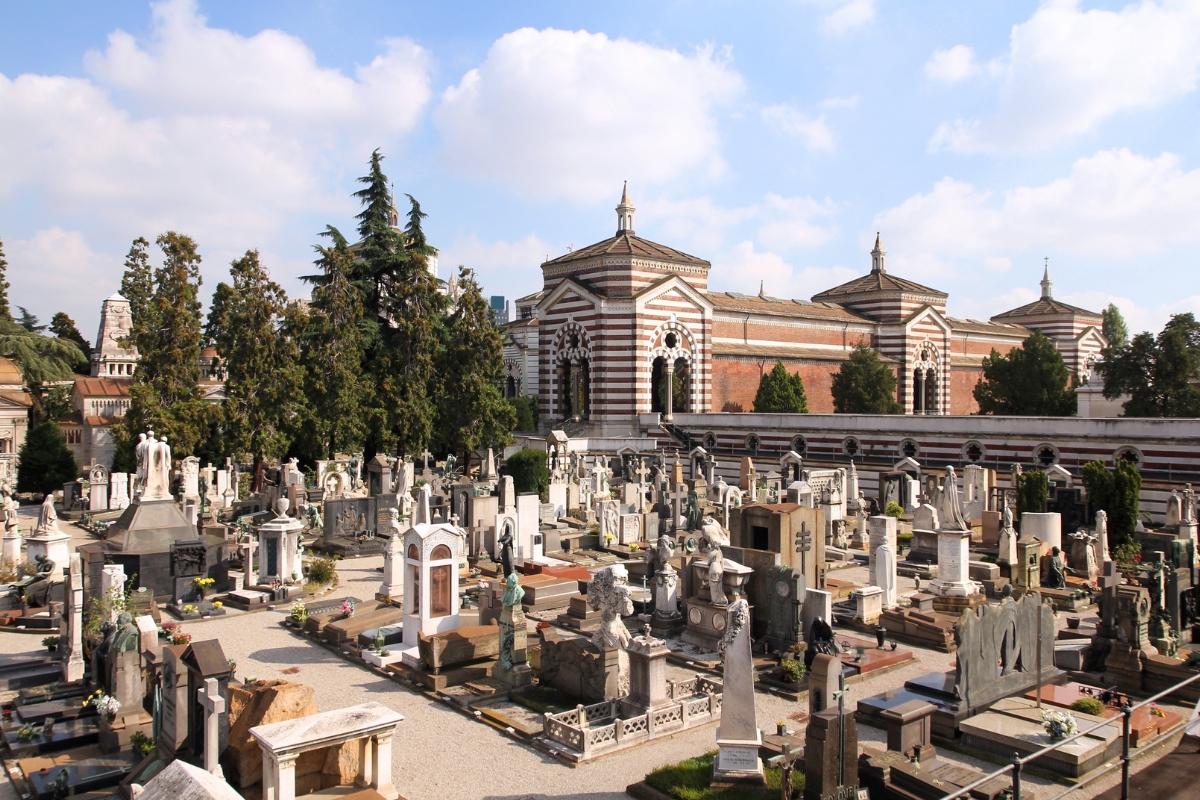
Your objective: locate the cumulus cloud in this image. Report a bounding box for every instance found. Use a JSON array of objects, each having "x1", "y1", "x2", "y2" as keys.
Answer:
[
  {"x1": 438, "y1": 233, "x2": 557, "y2": 301},
  {"x1": 924, "y1": 45, "x2": 981, "y2": 82},
  {"x1": 0, "y1": 0, "x2": 431, "y2": 264},
  {"x1": 873, "y1": 149, "x2": 1200, "y2": 264},
  {"x1": 820, "y1": 0, "x2": 877, "y2": 34},
  {"x1": 709, "y1": 241, "x2": 857, "y2": 300},
  {"x1": 433, "y1": 28, "x2": 743, "y2": 202},
  {"x1": 5, "y1": 229, "x2": 119, "y2": 337},
  {"x1": 640, "y1": 192, "x2": 838, "y2": 254},
  {"x1": 1060, "y1": 290, "x2": 1200, "y2": 337},
  {"x1": 931, "y1": 0, "x2": 1200, "y2": 153},
  {"x1": 761, "y1": 104, "x2": 835, "y2": 151}
]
